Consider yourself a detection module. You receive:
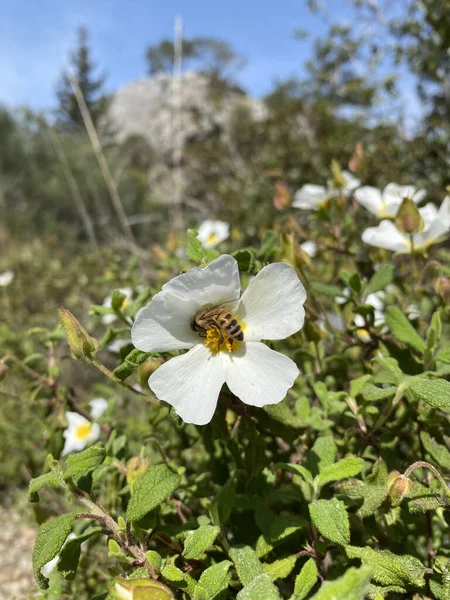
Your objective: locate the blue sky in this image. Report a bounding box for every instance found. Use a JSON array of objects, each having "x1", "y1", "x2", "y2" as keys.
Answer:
[{"x1": 0, "y1": 0, "x2": 341, "y2": 110}]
